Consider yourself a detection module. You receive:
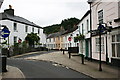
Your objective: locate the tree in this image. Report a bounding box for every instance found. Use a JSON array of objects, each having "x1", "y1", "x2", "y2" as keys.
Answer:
[
  {"x1": 25, "y1": 33, "x2": 40, "y2": 47},
  {"x1": 61, "y1": 17, "x2": 80, "y2": 30},
  {"x1": 43, "y1": 17, "x2": 80, "y2": 34}
]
